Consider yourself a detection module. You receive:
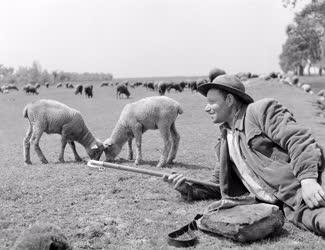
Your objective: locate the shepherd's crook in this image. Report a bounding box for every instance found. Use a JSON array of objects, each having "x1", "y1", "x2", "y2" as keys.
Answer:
[{"x1": 87, "y1": 160, "x2": 220, "y2": 188}]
